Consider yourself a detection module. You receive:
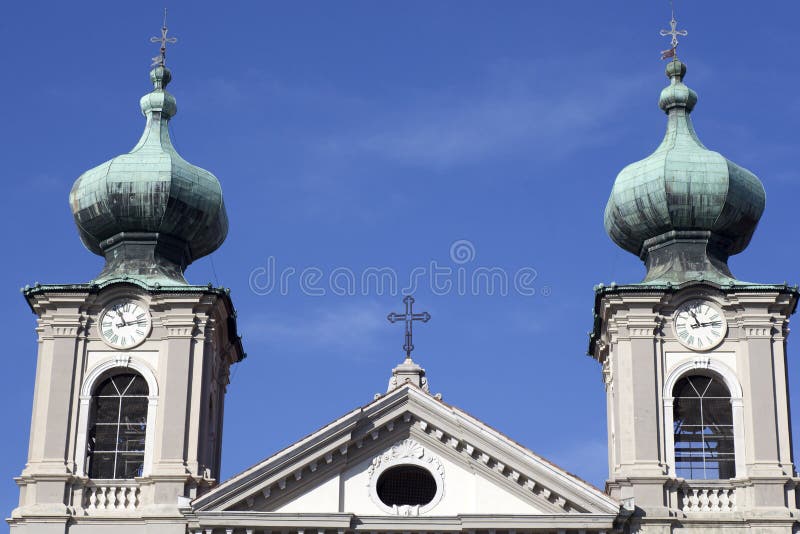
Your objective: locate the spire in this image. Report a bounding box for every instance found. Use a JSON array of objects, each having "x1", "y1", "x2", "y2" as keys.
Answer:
[
  {"x1": 69, "y1": 16, "x2": 228, "y2": 286},
  {"x1": 603, "y1": 21, "x2": 765, "y2": 285}
]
